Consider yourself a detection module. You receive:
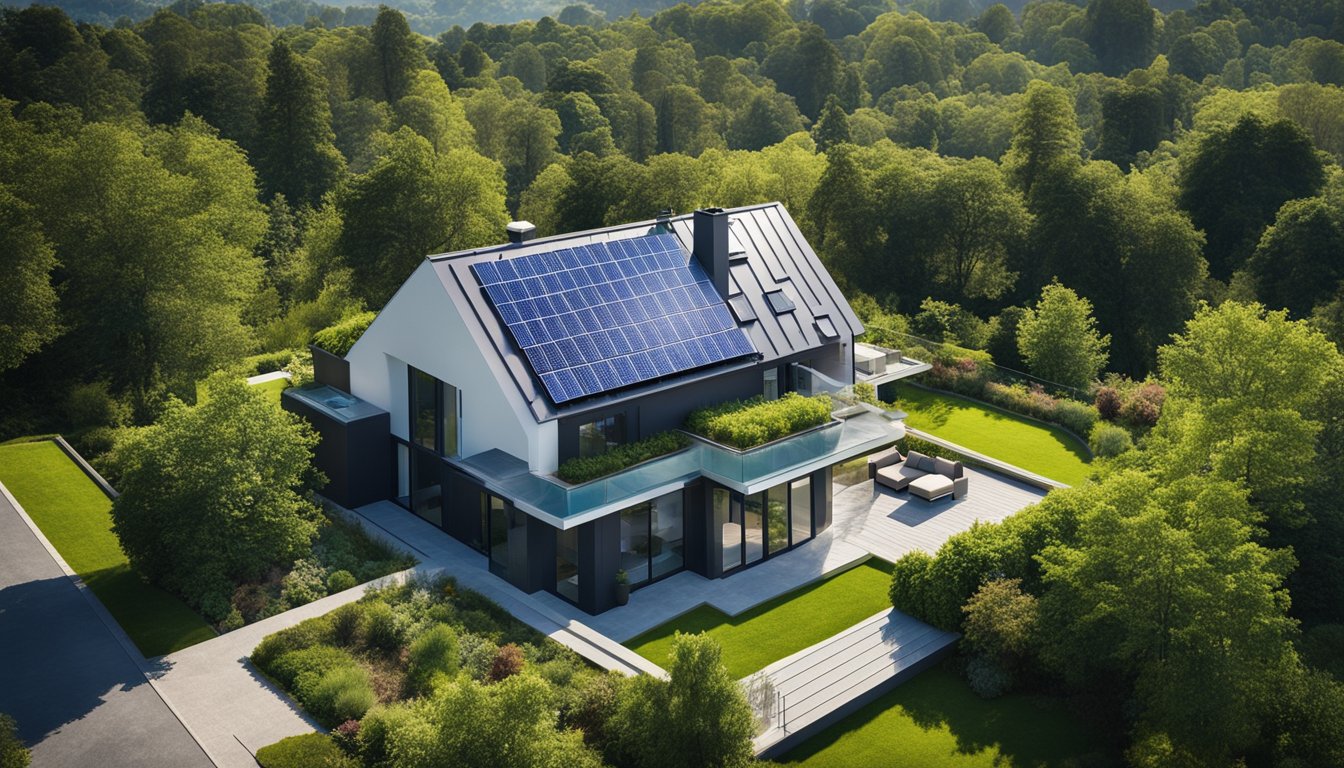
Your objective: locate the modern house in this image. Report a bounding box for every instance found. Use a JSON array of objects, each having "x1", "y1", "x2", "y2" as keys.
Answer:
[{"x1": 284, "y1": 203, "x2": 914, "y2": 614}]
